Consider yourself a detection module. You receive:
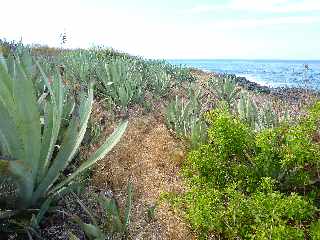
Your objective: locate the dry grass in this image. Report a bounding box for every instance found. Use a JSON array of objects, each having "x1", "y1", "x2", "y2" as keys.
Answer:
[{"x1": 91, "y1": 114, "x2": 195, "y2": 240}]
